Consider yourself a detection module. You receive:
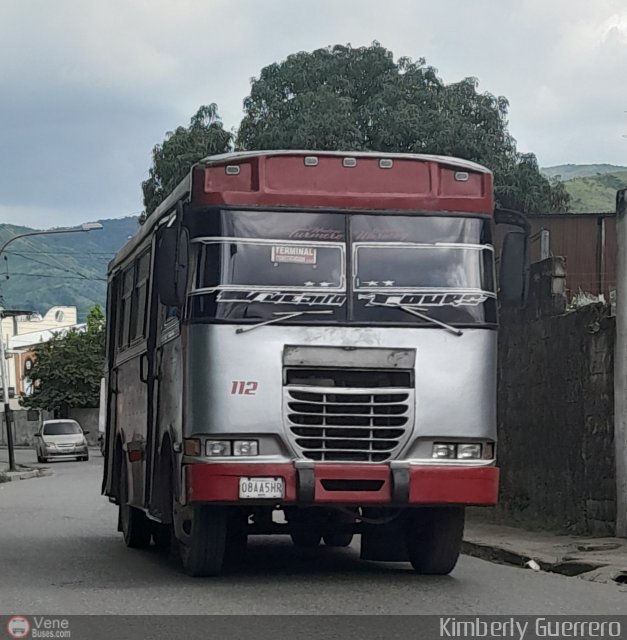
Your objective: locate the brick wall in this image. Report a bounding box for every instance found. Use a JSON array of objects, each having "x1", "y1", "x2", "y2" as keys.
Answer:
[{"x1": 493, "y1": 258, "x2": 616, "y2": 535}]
